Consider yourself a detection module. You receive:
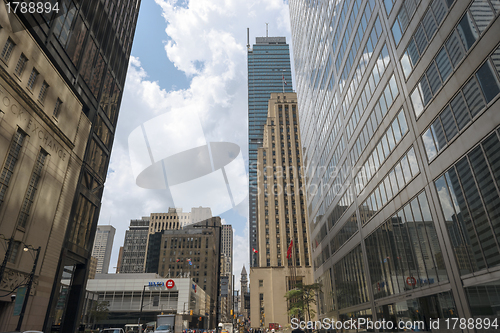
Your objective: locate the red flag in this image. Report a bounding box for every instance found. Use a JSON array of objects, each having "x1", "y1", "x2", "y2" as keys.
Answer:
[
  {"x1": 286, "y1": 240, "x2": 293, "y2": 259},
  {"x1": 252, "y1": 248, "x2": 258, "y2": 254},
  {"x1": 282, "y1": 74, "x2": 287, "y2": 85},
  {"x1": 176, "y1": 258, "x2": 180, "y2": 262}
]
